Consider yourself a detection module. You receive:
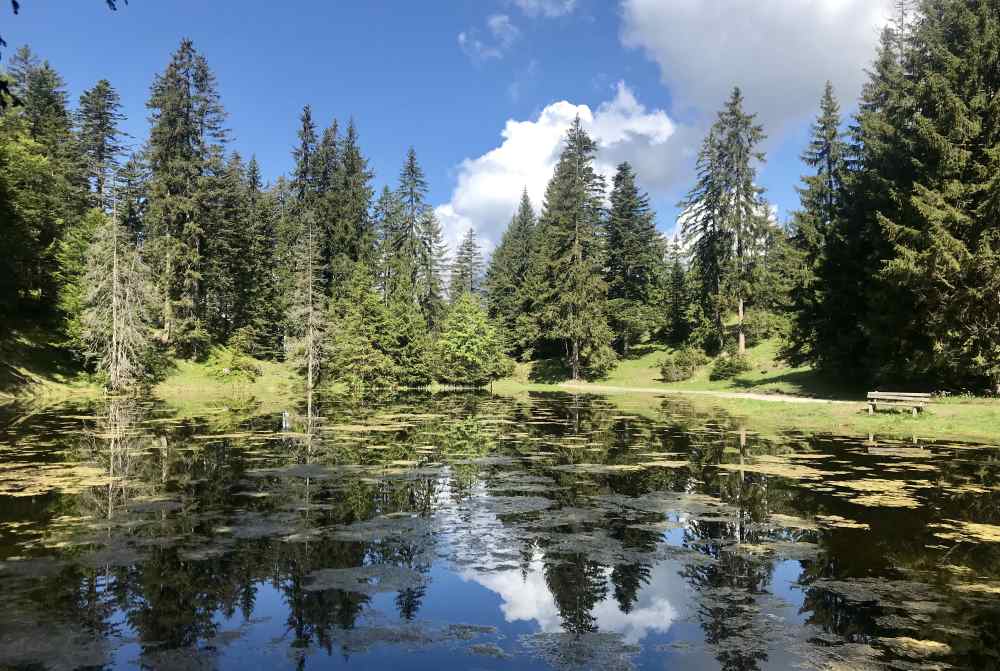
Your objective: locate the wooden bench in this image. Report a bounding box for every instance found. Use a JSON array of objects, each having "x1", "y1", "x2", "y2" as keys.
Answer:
[{"x1": 867, "y1": 391, "x2": 932, "y2": 416}]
